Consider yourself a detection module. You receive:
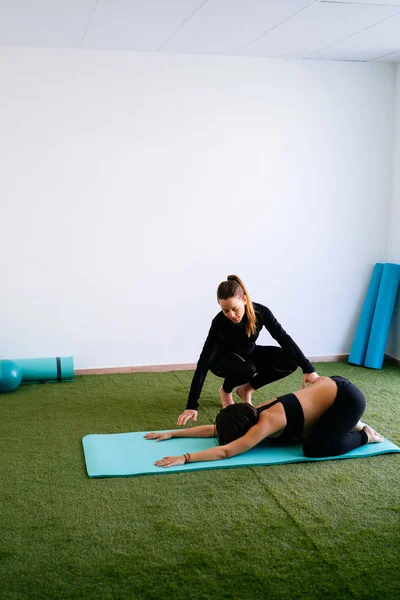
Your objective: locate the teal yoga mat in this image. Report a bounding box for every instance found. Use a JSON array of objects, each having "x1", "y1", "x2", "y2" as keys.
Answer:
[
  {"x1": 82, "y1": 431, "x2": 400, "y2": 478},
  {"x1": 364, "y1": 263, "x2": 400, "y2": 370},
  {"x1": 12, "y1": 356, "x2": 74, "y2": 383},
  {"x1": 348, "y1": 263, "x2": 384, "y2": 366}
]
